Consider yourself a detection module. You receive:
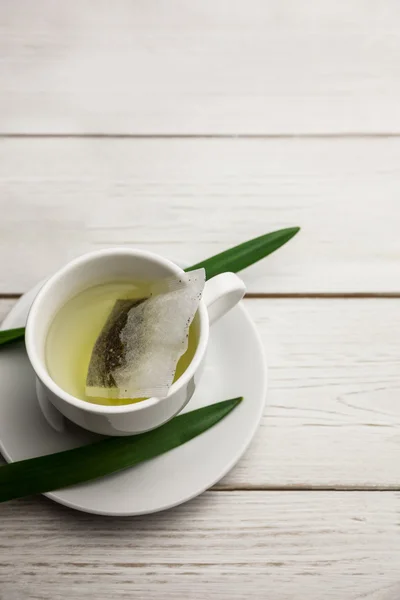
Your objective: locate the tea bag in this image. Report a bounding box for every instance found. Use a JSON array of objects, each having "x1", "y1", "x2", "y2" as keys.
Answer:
[{"x1": 85, "y1": 269, "x2": 205, "y2": 399}]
